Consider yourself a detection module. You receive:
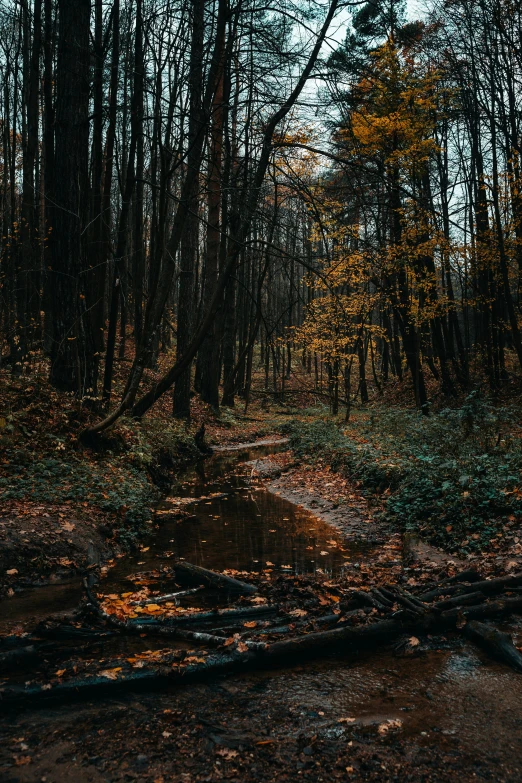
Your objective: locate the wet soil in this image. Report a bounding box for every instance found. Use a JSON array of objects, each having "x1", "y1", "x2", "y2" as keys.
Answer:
[
  {"x1": 0, "y1": 500, "x2": 116, "y2": 598},
  {"x1": 2, "y1": 641, "x2": 522, "y2": 782},
  {"x1": 2, "y1": 439, "x2": 522, "y2": 781}
]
